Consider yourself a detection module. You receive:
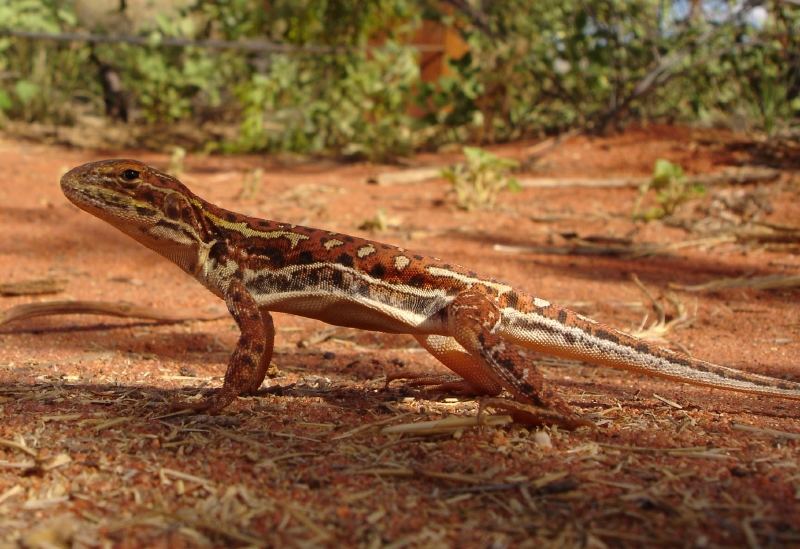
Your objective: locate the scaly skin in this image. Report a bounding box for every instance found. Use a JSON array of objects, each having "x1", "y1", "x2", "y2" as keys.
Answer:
[{"x1": 60, "y1": 159, "x2": 800, "y2": 427}]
